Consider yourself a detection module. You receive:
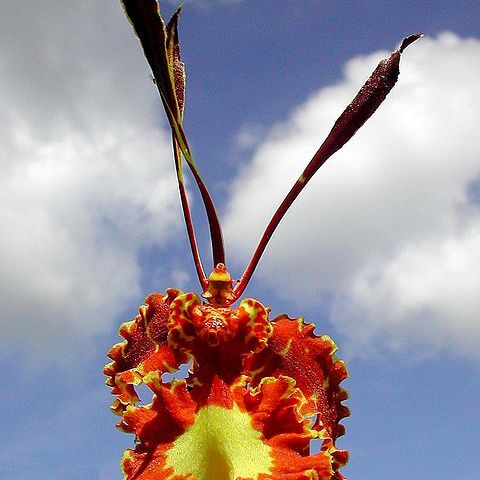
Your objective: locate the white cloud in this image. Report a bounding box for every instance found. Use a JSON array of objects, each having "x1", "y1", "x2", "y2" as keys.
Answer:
[
  {"x1": 0, "y1": 2, "x2": 182, "y2": 360},
  {"x1": 334, "y1": 223, "x2": 480, "y2": 358},
  {"x1": 234, "y1": 122, "x2": 266, "y2": 151},
  {"x1": 224, "y1": 32, "x2": 480, "y2": 359}
]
